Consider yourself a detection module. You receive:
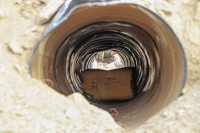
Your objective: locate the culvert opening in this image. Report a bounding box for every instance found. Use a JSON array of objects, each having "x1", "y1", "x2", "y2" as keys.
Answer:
[
  {"x1": 30, "y1": 3, "x2": 186, "y2": 129},
  {"x1": 53, "y1": 22, "x2": 159, "y2": 107}
]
